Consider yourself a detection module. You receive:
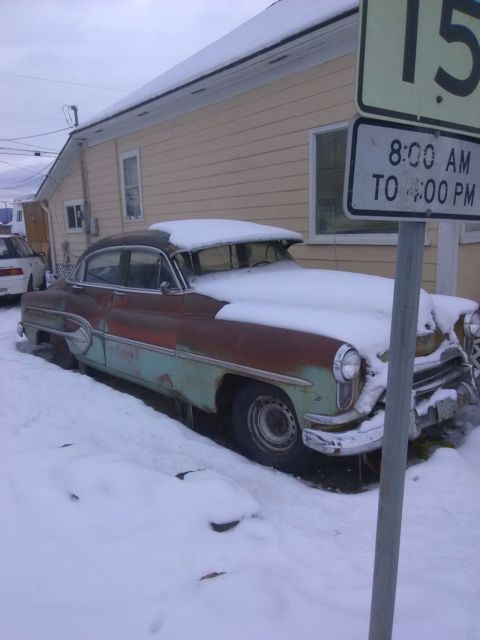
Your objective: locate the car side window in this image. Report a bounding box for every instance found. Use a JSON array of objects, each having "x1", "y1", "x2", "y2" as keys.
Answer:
[
  {"x1": 18, "y1": 239, "x2": 35, "y2": 257},
  {"x1": 83, "y1": 250, "x2": 123, "y2": 286},
  {"x1": 126, "y1": 249, "x2": 176, "y2": 291},
  {"x1": 0, "y1": 239, "x2": 10, "y2": 258},
  {"x1": 10, "y1": 237, "x2": 30, "y2": 257}
]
